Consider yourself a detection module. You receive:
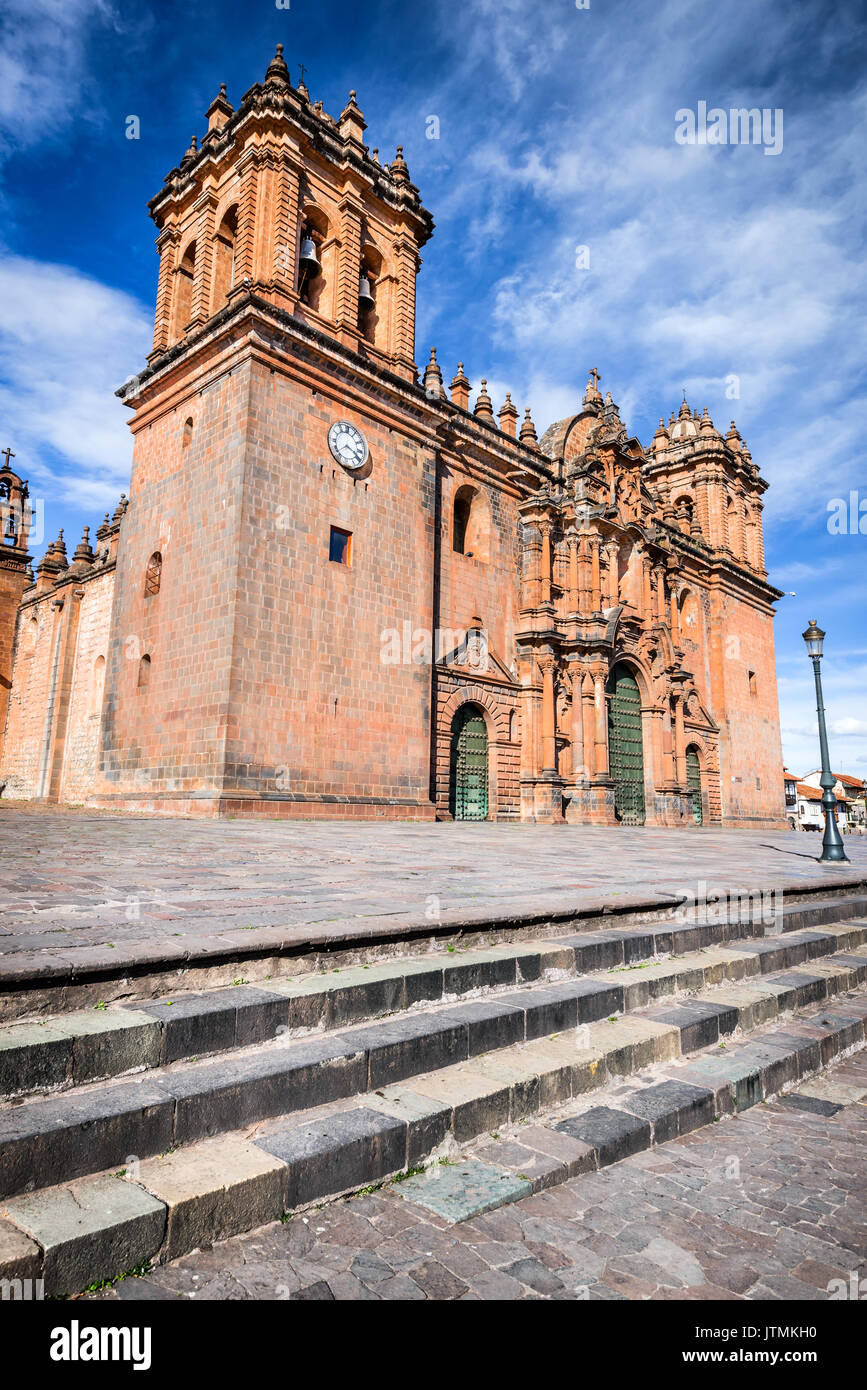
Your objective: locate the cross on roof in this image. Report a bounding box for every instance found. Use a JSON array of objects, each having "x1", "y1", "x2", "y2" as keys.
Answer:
[
  {"x1": 1, "y1": 446, "x2": 15, "y2": 469},
  {"x1": 588, "y1": 367, "x2": 601, "y2": 392},
  {"x1": 298, "y1": 63, "x2": 307, "y2": 84}
]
